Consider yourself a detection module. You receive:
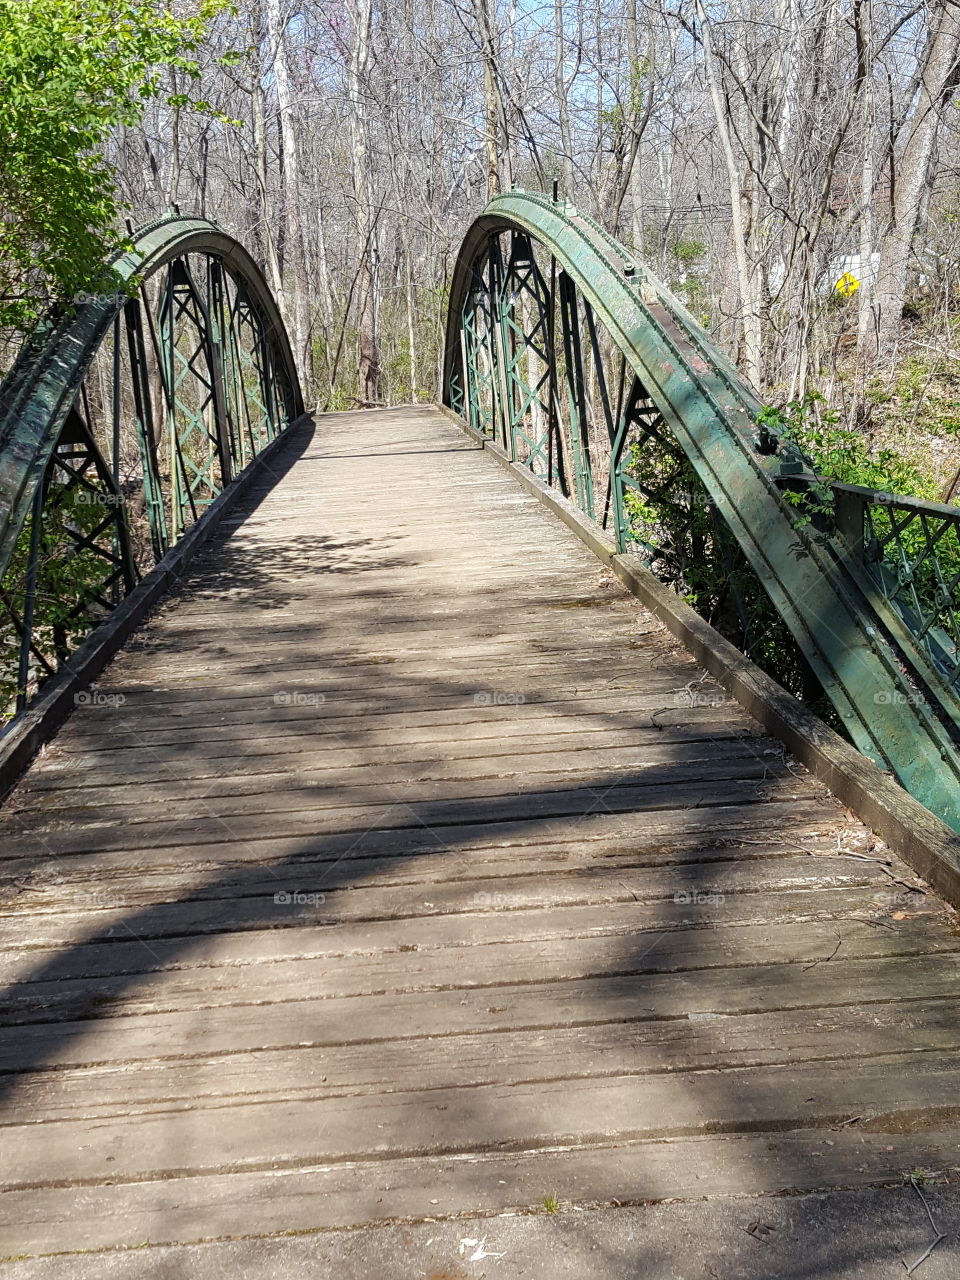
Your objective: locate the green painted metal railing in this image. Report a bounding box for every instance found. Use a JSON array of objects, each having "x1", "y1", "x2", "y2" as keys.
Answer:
[
  {"x1": 443, "y1": 189, "x2": 960, "y2": 830},
  {"x1": 0, "y1": 215, "x2": 303, "y2": 724}
]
